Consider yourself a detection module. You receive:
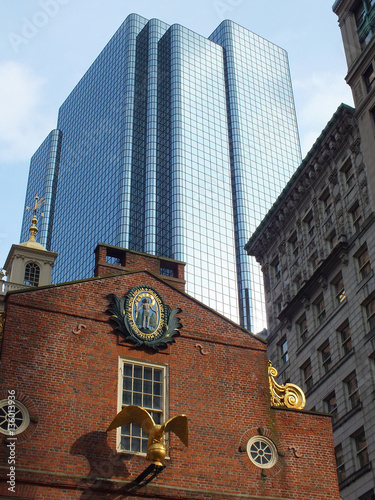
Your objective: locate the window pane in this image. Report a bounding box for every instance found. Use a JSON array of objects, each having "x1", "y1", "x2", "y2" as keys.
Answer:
[
  {"x1": 133, "y1": 392, "x2": 142, "y2": 406},
  {"x1": 124, "y1": 364, "x2": 132, "y2": 377},
  {"x1": 124, "y1": 377, "x2": 132, "y2": 391},
  {"x1": 122, "y1": 391, "x2": 132, "y2": 405},
  {"x1": 120, "y1": 360, "x2": 166, "y2": 453},
  {"x1": 154, "y1": 382, "x2": 162, "y2": 395},
  {"x1": 134, "y1": 379, "x2": 142, "y2": 392},
  {"x1": 144, "y1": 380, "x2": 152, "y2": 394},
  {"x1": 153, "y1": 395, "x2": 162, "y2": 410},
  {"x1": 132, "y1": 438, "x2": 141, "y2": 452}
]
